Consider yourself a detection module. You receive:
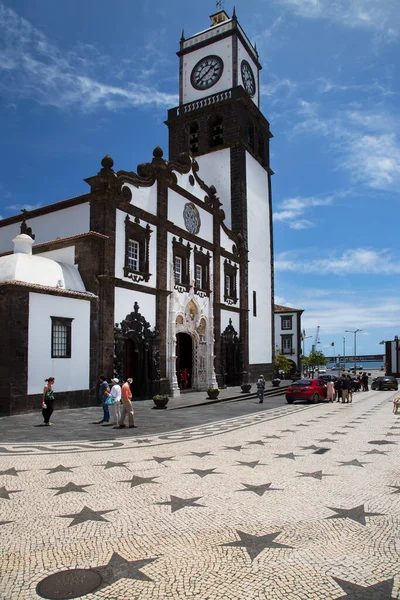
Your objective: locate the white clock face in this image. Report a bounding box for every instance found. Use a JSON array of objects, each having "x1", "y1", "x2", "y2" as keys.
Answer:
[
  {"x1": 191, "y1": 55, "x2": 224, "y2": 91},
  {"x1": 241, "y1": 60, "x2": 256, "y2": 97},
  {"x1": 183, "y1": 203, "x2": 201, "y2": 235}
]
